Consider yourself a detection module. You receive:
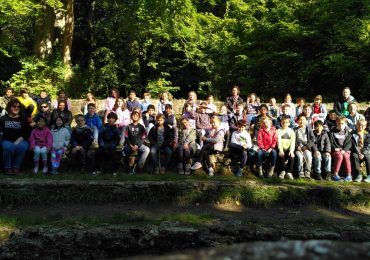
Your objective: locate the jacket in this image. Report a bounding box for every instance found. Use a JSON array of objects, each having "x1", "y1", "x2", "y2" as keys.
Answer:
[
  {"x1": 257, "y1": 126, "x2": 277, "y2": 150},
  {"x1": 205, "y1": 128, "x2": 225, "y2": 152},
  {"x1": 294, "y1": 126, "x2": 315, "y2": 151},
  {"x1": 148, "y1": 124, "x2": 174, "y2": 148},
  {"x1": 312, "y1": 131, "x2": 331, "y2": 153},
  {"x1": 71, "y1": 126, "x2": 93, "y2": 150},
  {"x1": 85, "y1": 113, "x2": 103, "y2": 130},
  {"x1": 329, "y1": 128, "x2": 352, "y2": 152},
  {"x1": 29, "y1": 126, "x2": 53, "y2": 150},
  {"x1": 99, "y1": 123, "x2": 121, "y2": 150},
  {"x1": 333, "y1": 95, "x2": 356, "y2": 116},
  {"x1": 51, "y1": 126, "x2": 71, "y2": 149}
]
